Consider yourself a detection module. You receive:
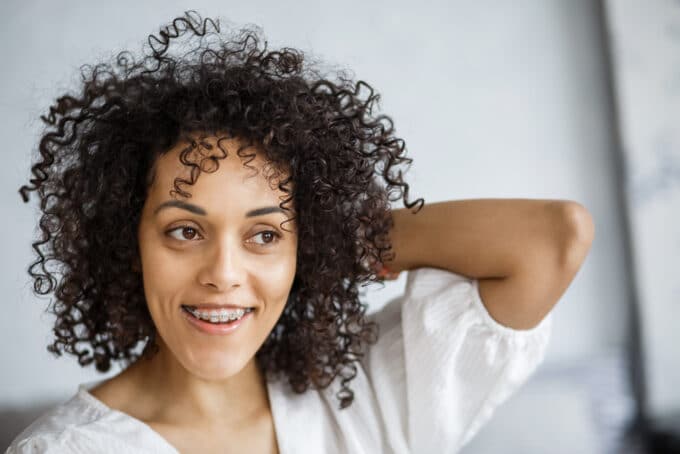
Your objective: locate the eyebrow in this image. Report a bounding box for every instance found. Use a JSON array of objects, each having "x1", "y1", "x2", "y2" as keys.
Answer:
[{"x1": 153, "y1": 200, "x2": 286, "y2": 218}]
